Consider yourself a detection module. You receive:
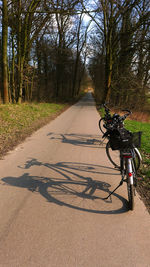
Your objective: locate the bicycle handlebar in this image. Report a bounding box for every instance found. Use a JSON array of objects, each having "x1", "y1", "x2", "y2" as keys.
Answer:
[
  {"x1": 122, "y1": 109, "x2": 132, "y2": 114},
  {"x1": 118, "y1": 110, "x2": 132, "y2": 122},
  {"x1": 102, "y1": 108, "x2": 132, "y2": 132},
  {"x1": 99, "y1": 104, "x2": 132, "y2": 131},
  {"x1": 103, "y1": 103, "x2": 110, "y2": 113}
]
